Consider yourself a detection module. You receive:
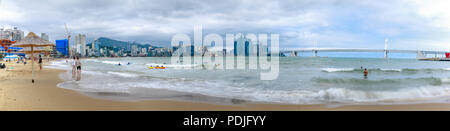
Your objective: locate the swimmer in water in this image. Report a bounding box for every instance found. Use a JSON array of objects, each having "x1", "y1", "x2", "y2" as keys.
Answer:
[{"x1": 364, "y1": 68, "x2": 368, "y2": 78}]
